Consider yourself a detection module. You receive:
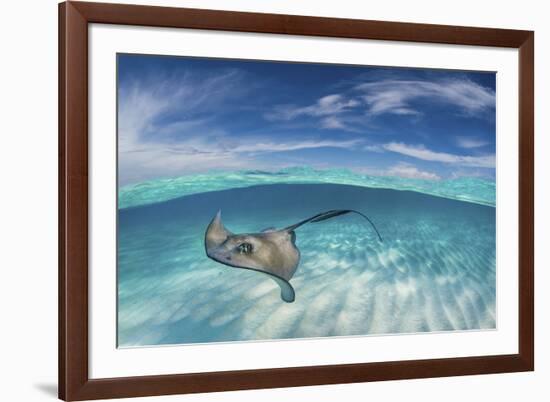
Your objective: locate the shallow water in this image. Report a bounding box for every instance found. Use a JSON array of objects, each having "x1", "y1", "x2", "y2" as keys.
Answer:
[
  {"x1": 117, "y1": 183, "x2": 495, "y2": 347},
  {"x1": 119, "y1": 167, "x2": 495, "y2": 209}
]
